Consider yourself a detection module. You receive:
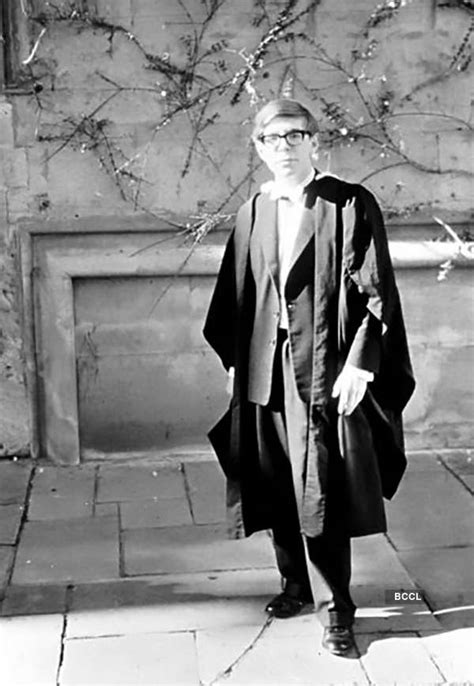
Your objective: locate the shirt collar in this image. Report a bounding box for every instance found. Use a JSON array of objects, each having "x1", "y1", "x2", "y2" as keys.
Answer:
[{"x1": 263, "y1": 169, "x2": 316, "y2": 203}]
